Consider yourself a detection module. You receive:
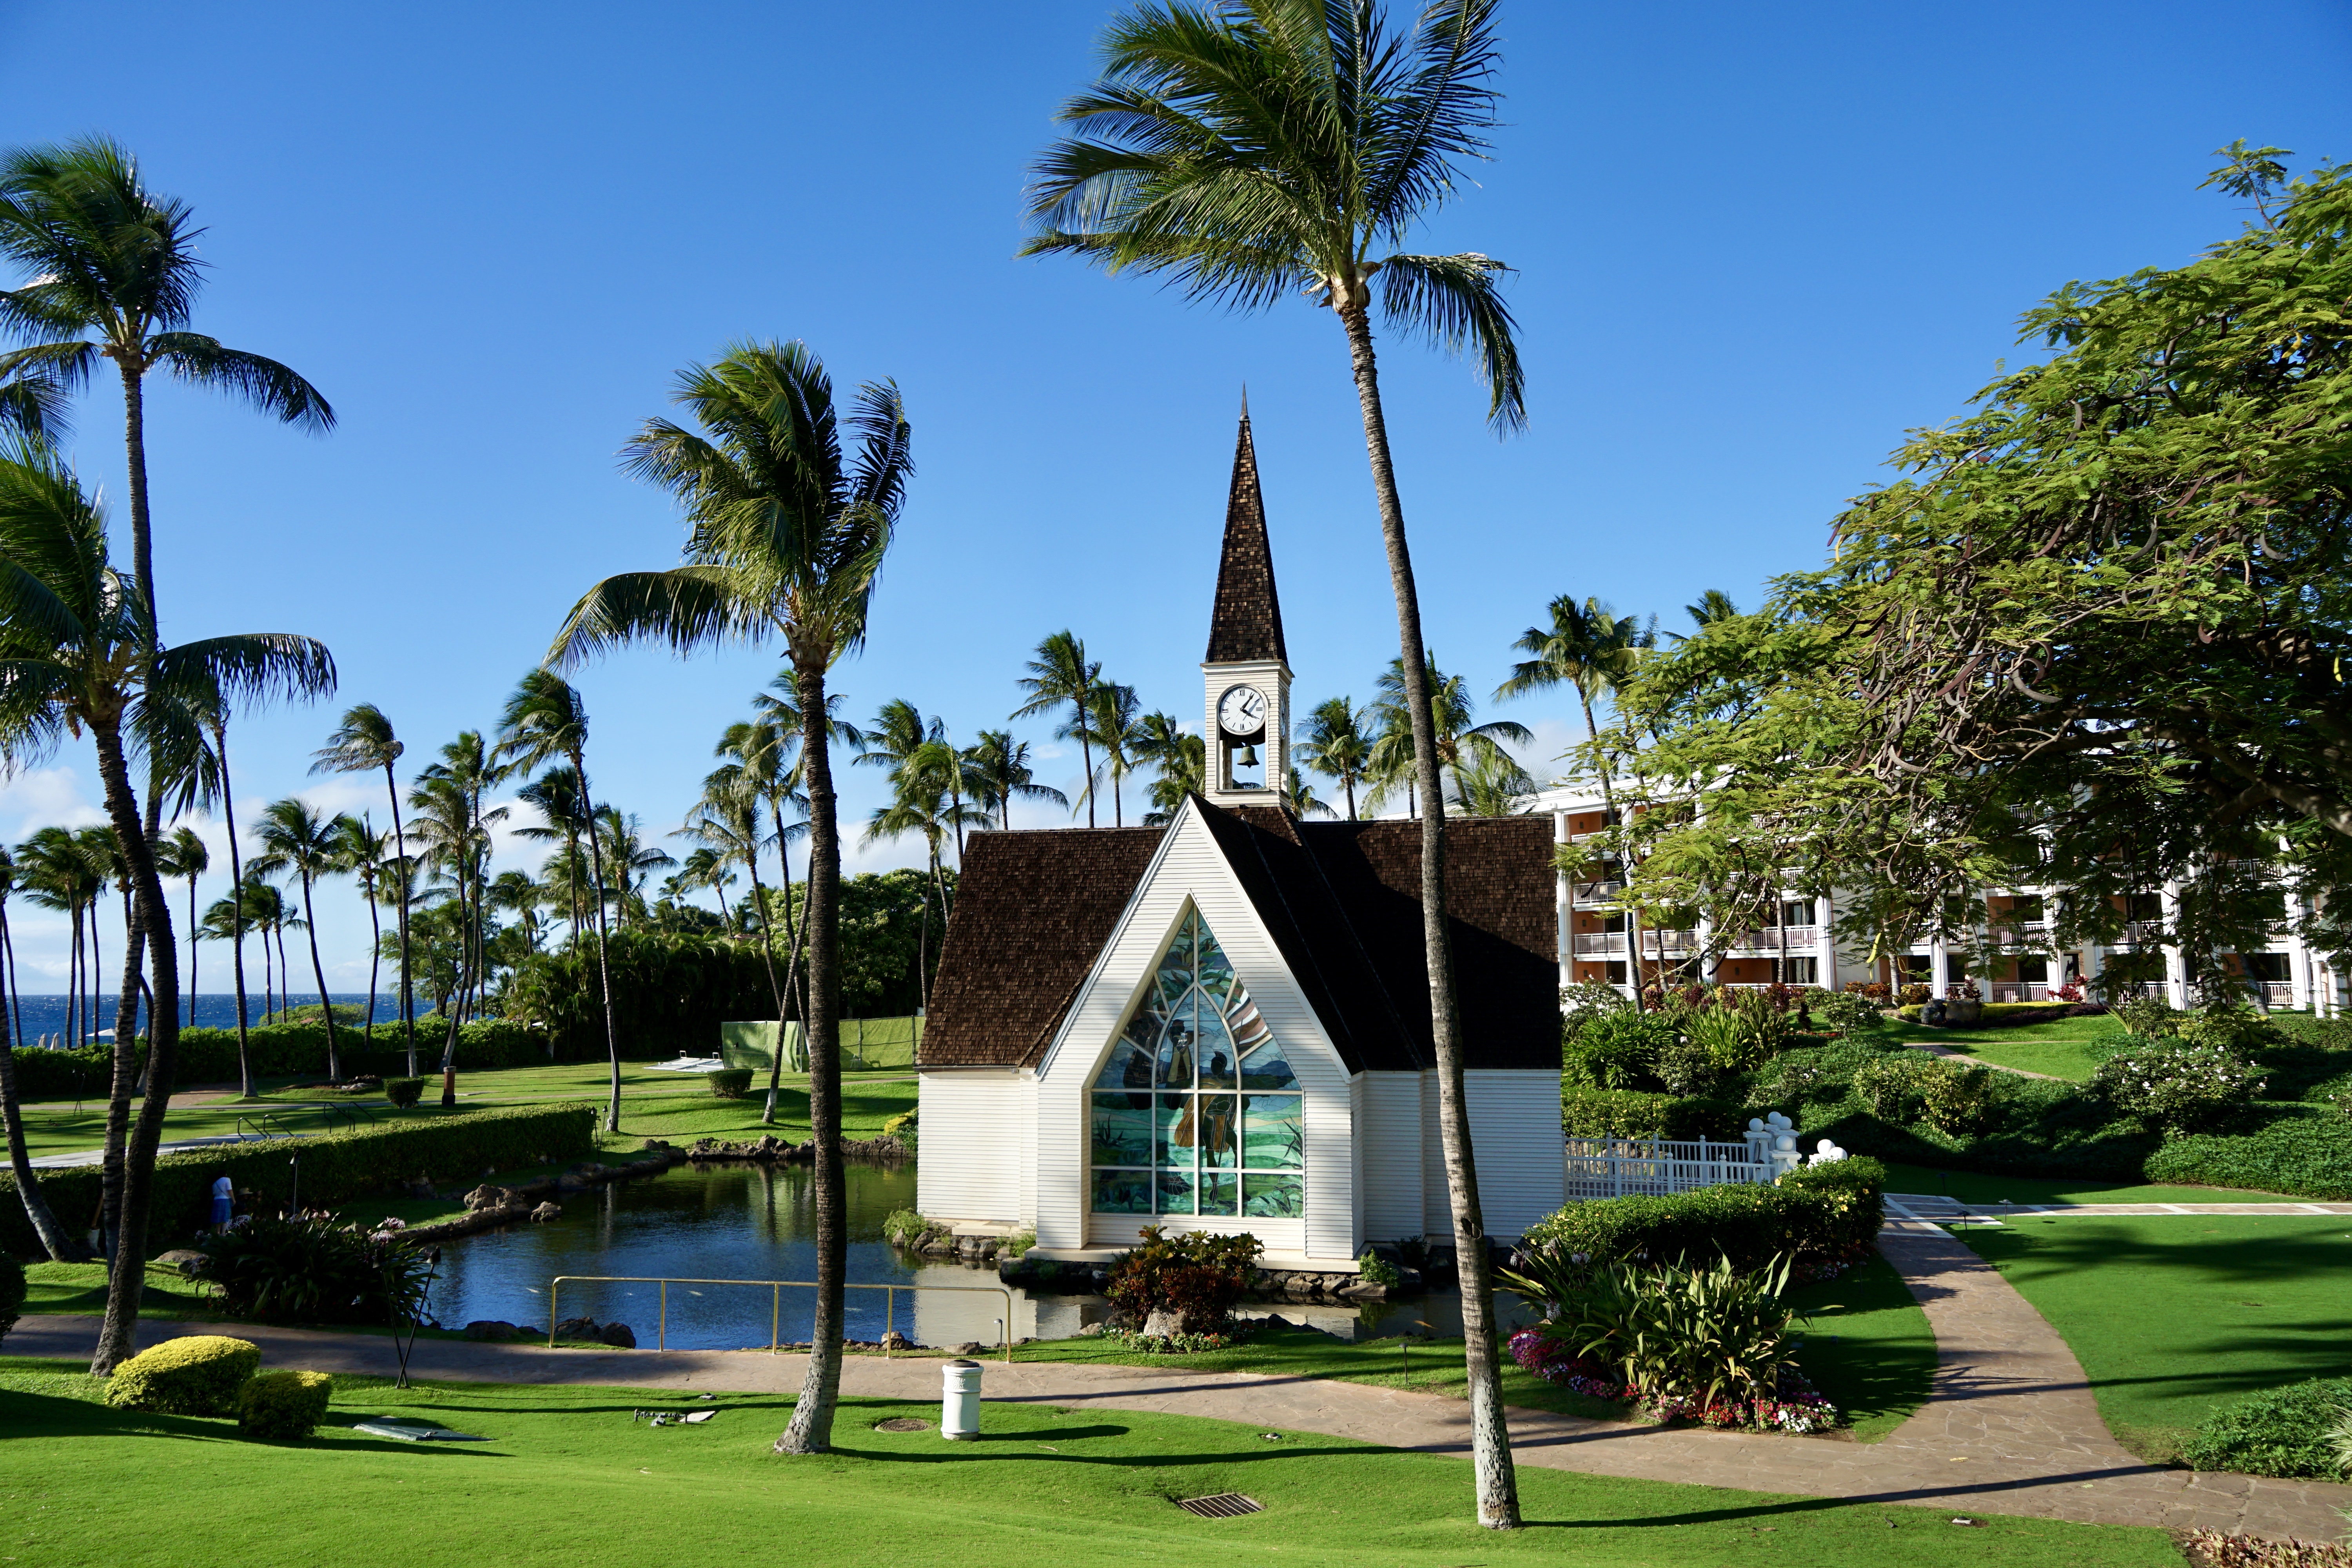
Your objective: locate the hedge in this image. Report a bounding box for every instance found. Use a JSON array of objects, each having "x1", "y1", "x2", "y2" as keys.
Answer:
[
  {"x1": 2178, "y1": 1376, "x2": 2352, "y2": 1479},
  {"x1": 236, "y1": 1369, "x2": 335, "y2": 1440},
  {"x1": 0, "y1": 1102, "x2": 597, "y2": 1257},
  {"x1": 6, "y1": 1019, "x2": 550, "y2": 1102},
  {"x1": 1520, "y1": 1156, "x2": 1886, "y2": 1276},
  {"x1": 2141, "y1": 1111, "x2": 2352, "y2": 1200},
  {"x1": 1561, "y1": 1087, "x2": 1744, "y2": 1140},
  {"x1": 105, "y1": 1335, "x2": 260, "y2": 1416}
]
